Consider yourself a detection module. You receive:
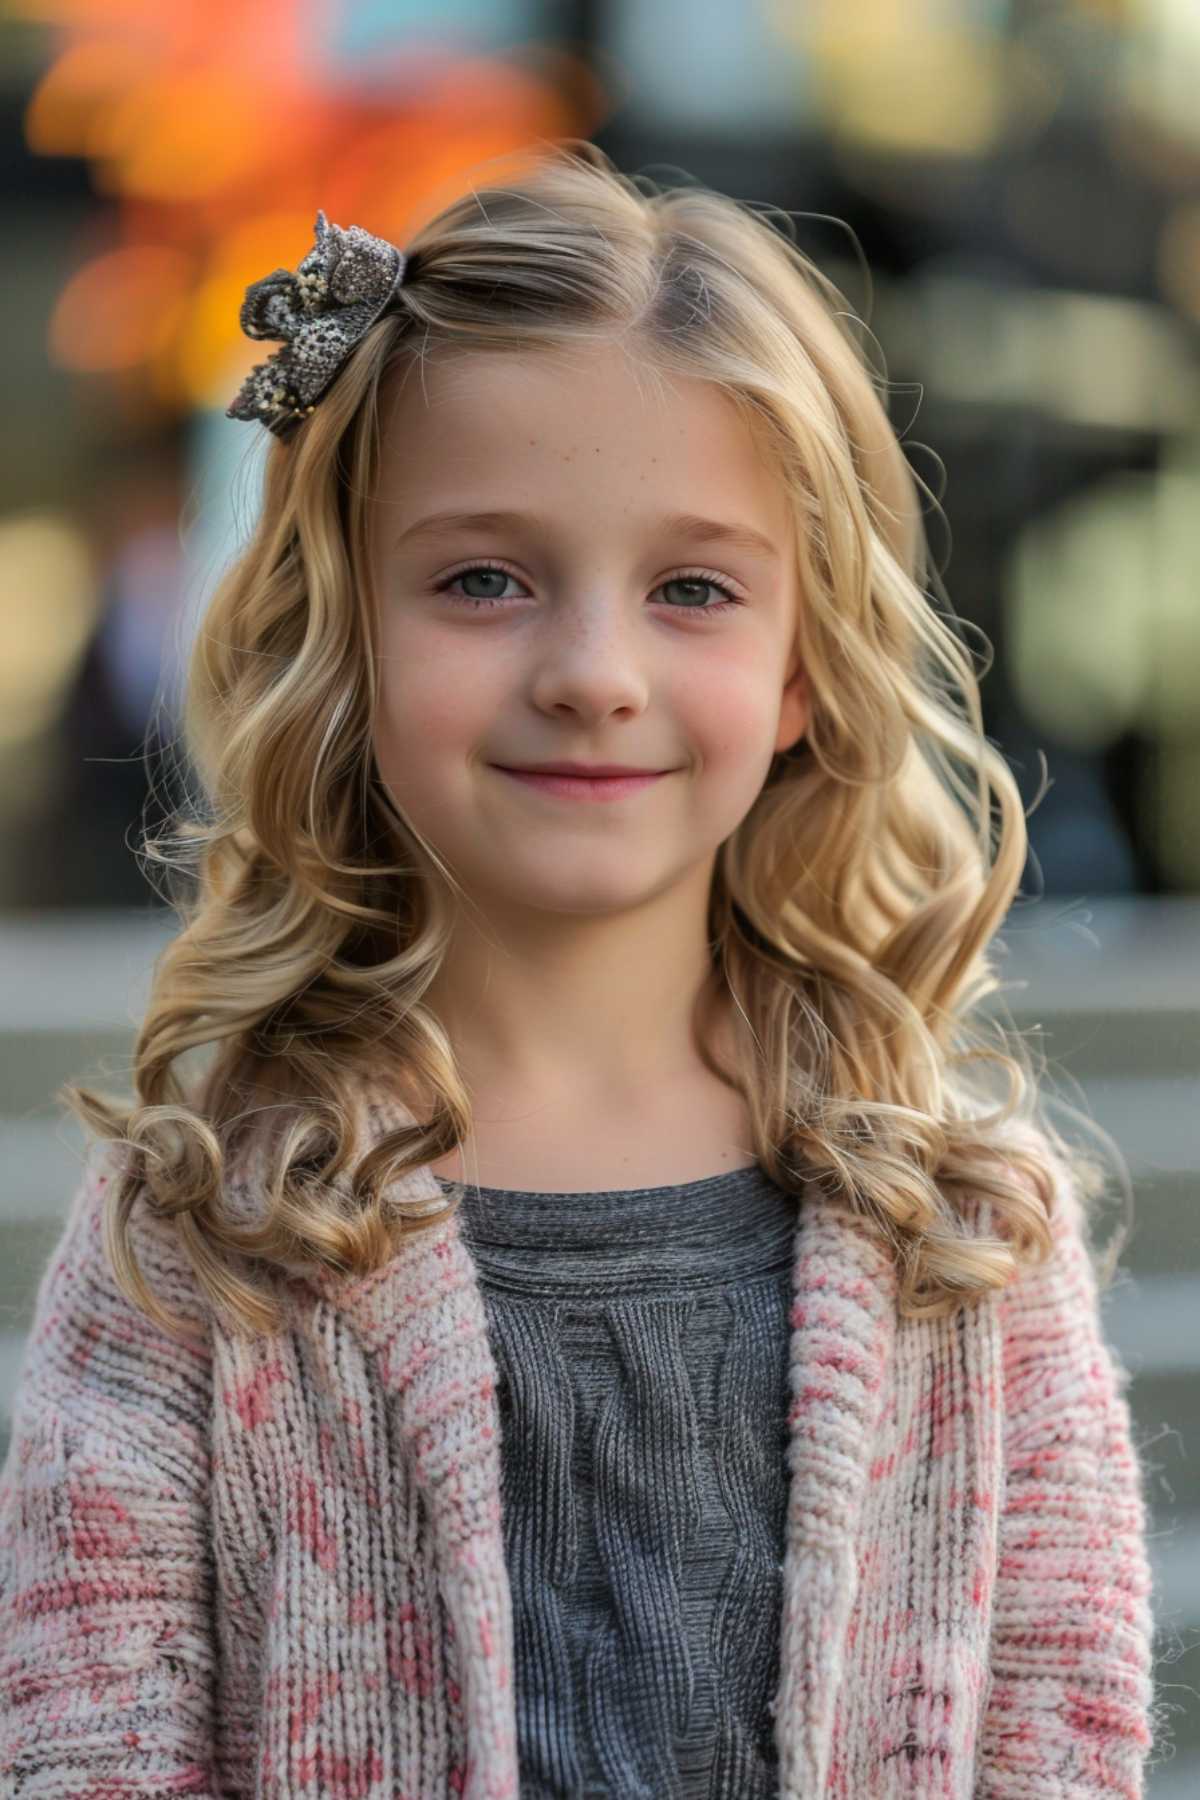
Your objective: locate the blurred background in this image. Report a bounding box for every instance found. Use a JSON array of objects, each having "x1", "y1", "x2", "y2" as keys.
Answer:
[{"x1": 0, "y1": 0, "x2": 1197, "y2": 1785}]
